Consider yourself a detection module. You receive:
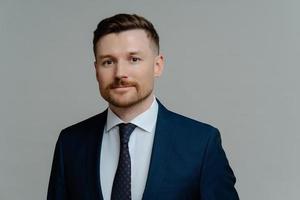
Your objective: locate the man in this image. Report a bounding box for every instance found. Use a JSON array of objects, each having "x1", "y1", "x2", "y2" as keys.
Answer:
[{"x1": 47, "y1": 14, "x2": 239, "y2": 200}]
